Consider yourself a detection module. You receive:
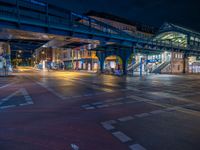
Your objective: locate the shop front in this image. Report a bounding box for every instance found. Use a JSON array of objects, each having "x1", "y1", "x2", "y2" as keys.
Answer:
[{"x1": 188, "y1": 56, "x2": 200, "y2": 73}]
